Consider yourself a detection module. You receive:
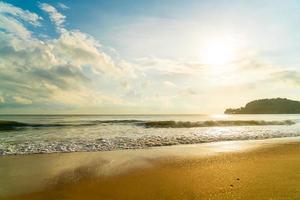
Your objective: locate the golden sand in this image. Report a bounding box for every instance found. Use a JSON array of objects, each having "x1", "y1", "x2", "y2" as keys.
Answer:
[{"x1": 1, "y1": 138, "x2": 300, "y2": 200}]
